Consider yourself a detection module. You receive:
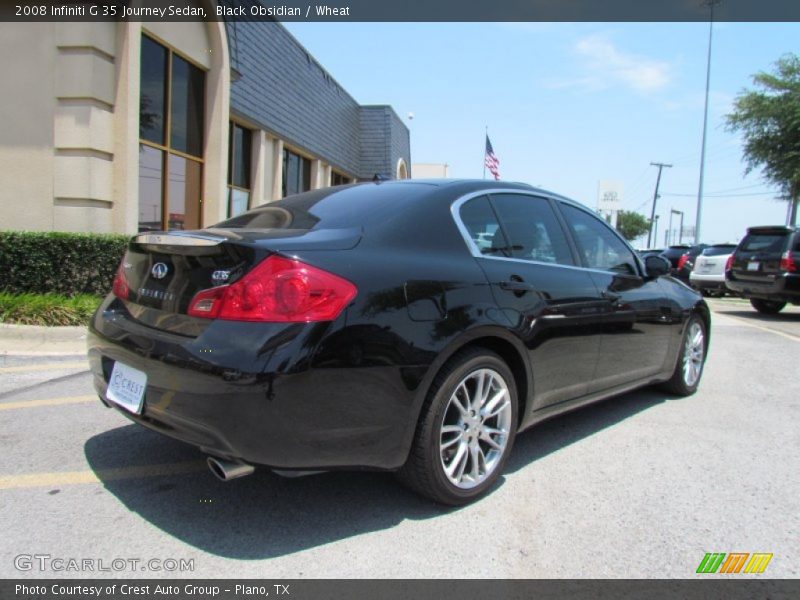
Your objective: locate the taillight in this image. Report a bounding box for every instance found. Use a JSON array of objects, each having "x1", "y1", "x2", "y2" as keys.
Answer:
[
  {"x1": 725, "y1": 255, "x2": 734, "y2": 272},
  {"x1": 780, "y1": 250, "x2": 797, "y2": 272},
  {"x1": 112, "y1": 257, "x2": 129, "y2": 300},
  {"x1": 677, "y1": 254, "x2": 689, "y2": 270},
  {"x1": 188, "y1": 256, "x2": 357, "y2": 322}
]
